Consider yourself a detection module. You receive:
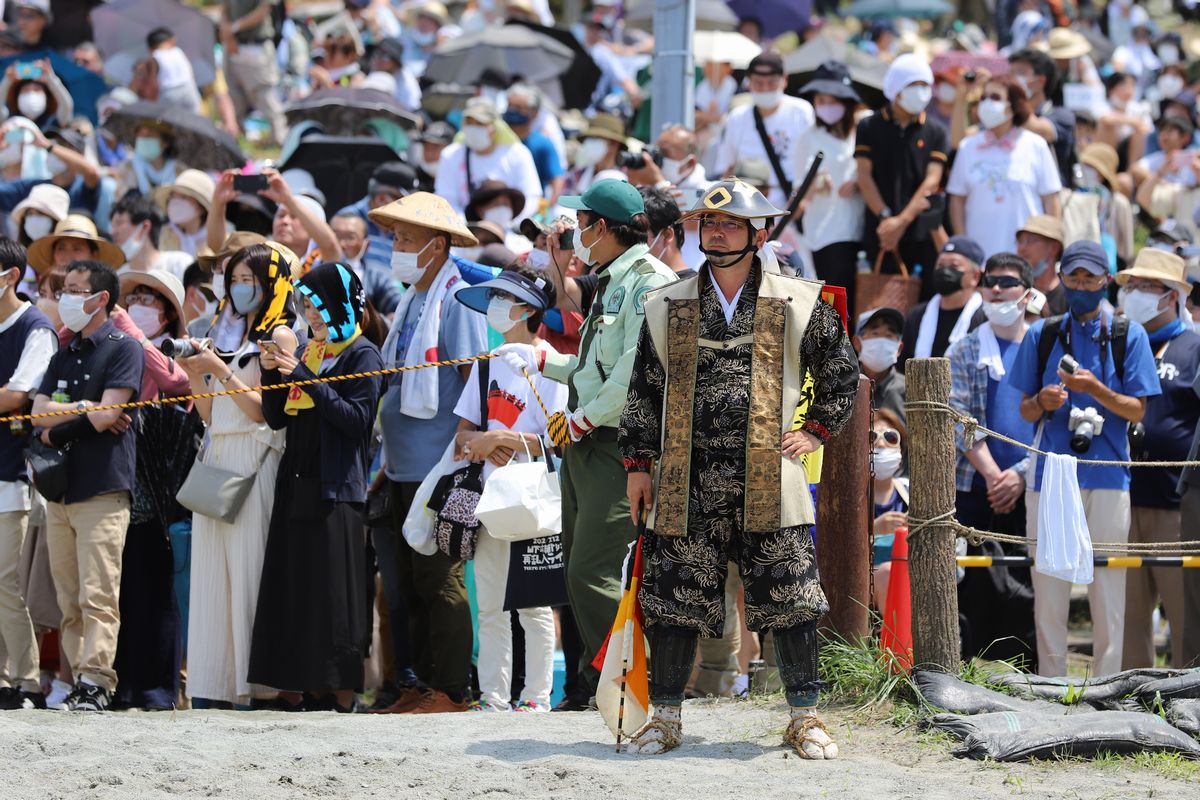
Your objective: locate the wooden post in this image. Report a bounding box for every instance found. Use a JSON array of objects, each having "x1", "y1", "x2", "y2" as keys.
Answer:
[
  {"x1": 816, "y1": 376, "x2": 871, "y2": 641},
  {"x1": 905, "y1": 358, "x2": 960, "y2": 672}
]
